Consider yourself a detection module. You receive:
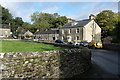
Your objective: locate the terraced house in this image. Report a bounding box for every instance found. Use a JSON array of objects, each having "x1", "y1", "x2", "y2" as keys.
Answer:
[
  {"x1": 0, "y1": 24, "x2": 11, "y2": 38},
  {"x1": 59, "y1": 14, "x2": 101, "y2": 42},
  {"x1": 34, "y1": 28, "x2": 59, "y2": 41}
]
